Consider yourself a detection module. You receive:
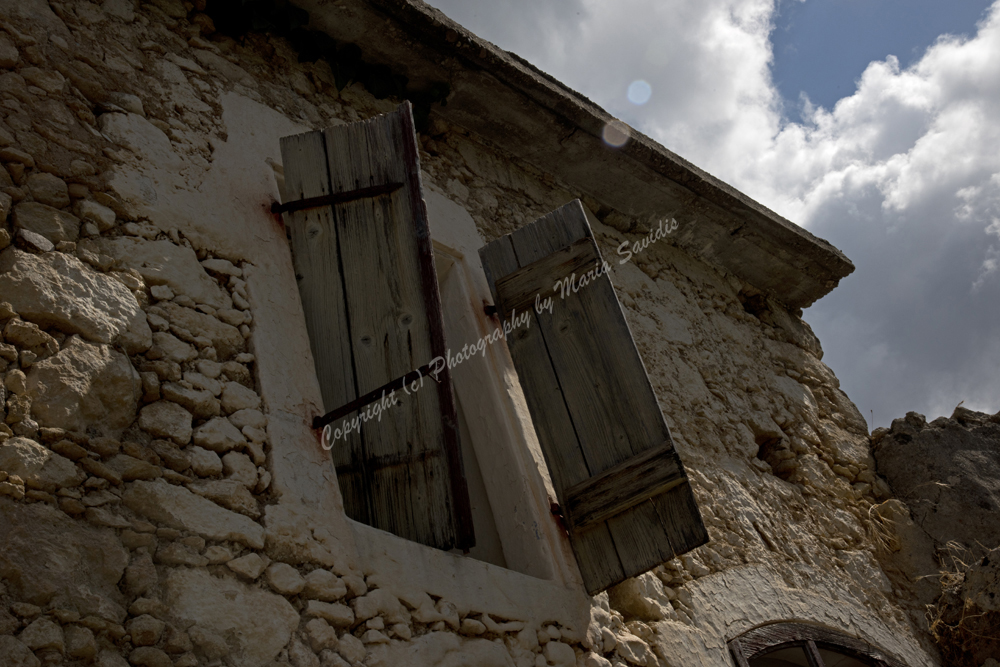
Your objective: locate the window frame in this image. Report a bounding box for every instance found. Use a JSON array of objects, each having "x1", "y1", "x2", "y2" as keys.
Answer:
[{"x1": 729, "y1": 622, "x2": 909, "y2": 667}]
